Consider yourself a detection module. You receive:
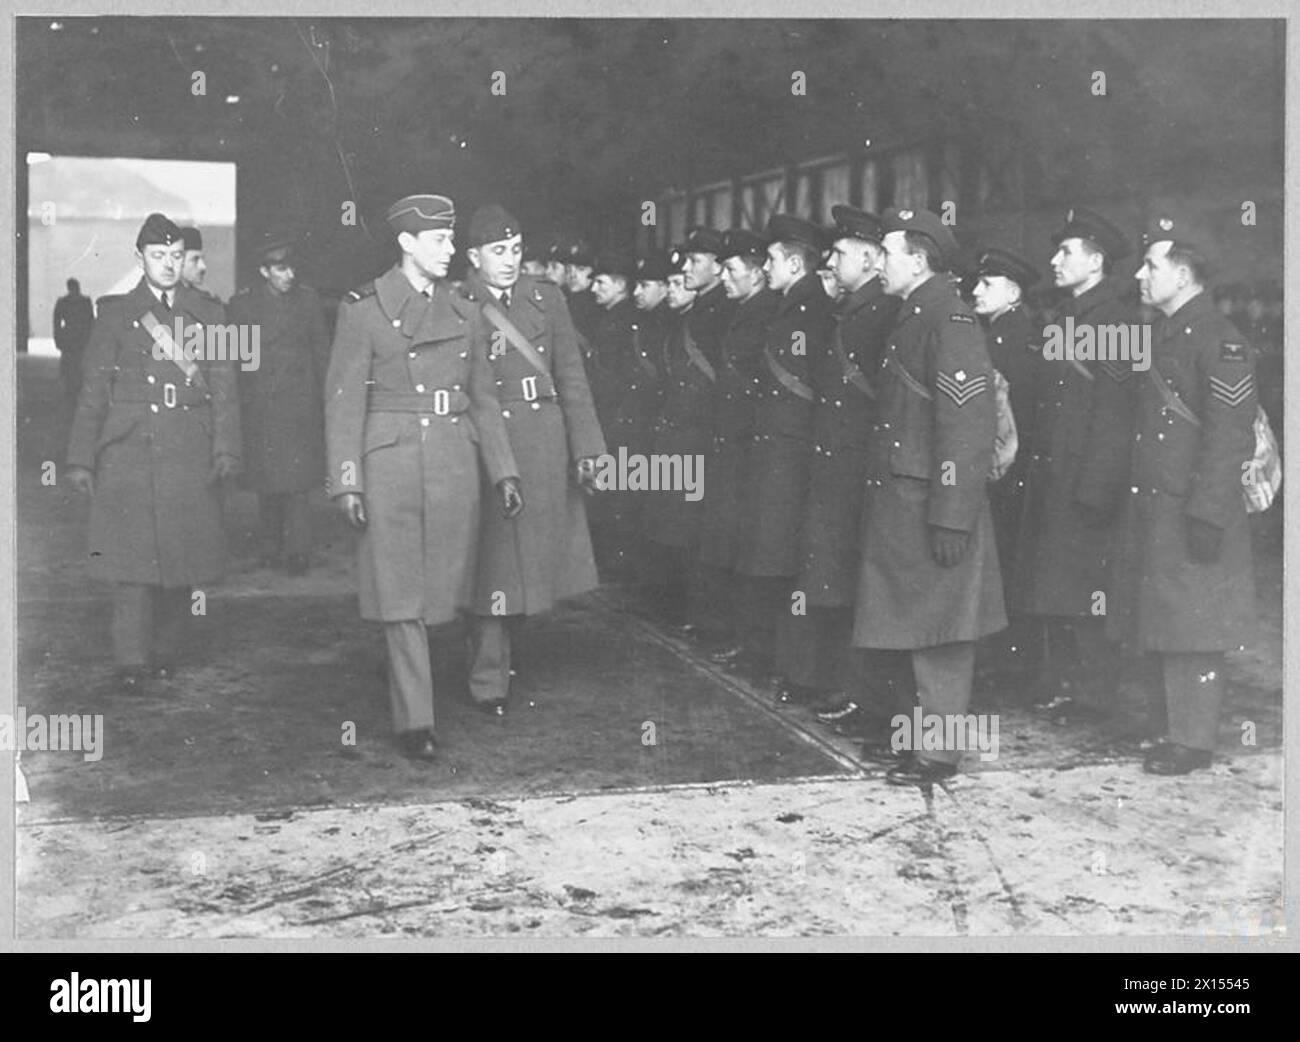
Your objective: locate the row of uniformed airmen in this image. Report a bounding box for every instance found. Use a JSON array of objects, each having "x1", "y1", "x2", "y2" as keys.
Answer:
[{"x1": 66, "y1": 195, "x2": 1259, "y2": 780}]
